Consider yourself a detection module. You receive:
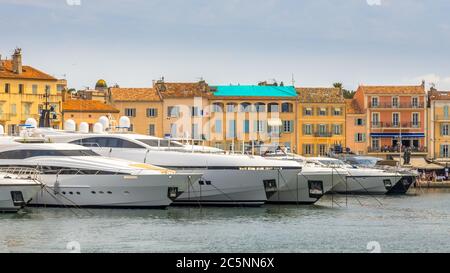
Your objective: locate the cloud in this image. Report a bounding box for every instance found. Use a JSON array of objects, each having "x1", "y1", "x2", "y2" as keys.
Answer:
[{"x1": 366, "y1": 0, "x2": 382, "y2": 6}]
